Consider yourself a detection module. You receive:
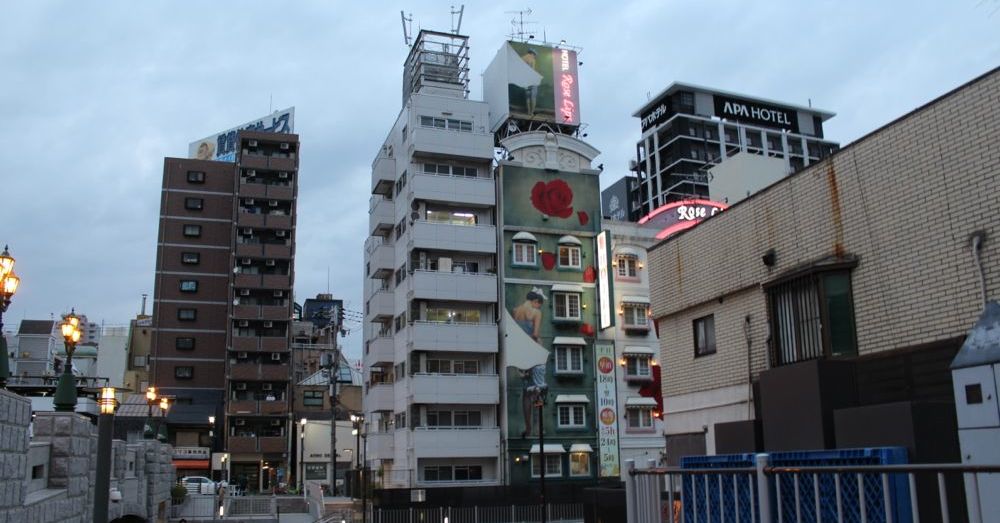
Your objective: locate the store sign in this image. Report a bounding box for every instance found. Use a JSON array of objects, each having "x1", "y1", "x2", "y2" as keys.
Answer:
[
  {"x1": 596, "y1": 231, "x2": 613, "y2": 330},
  {"x1": 639, "y1": 96, "x2": 670, "y2": 132},
  {"x1": 594, "y1": 342, "x2": 620, "y2": 477},
  {"x1": 503, "y1": 42, "x2": 581, "y2": 127},
  {"x1": 713, "y1": 95, "x2": 798, "y2": 133},
  {"x1": 638, "y1": 199, "x2": 728, "y2": 239},
  {"x1": 188, "y1": 107, "x2": 295, "y2": 162}
]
